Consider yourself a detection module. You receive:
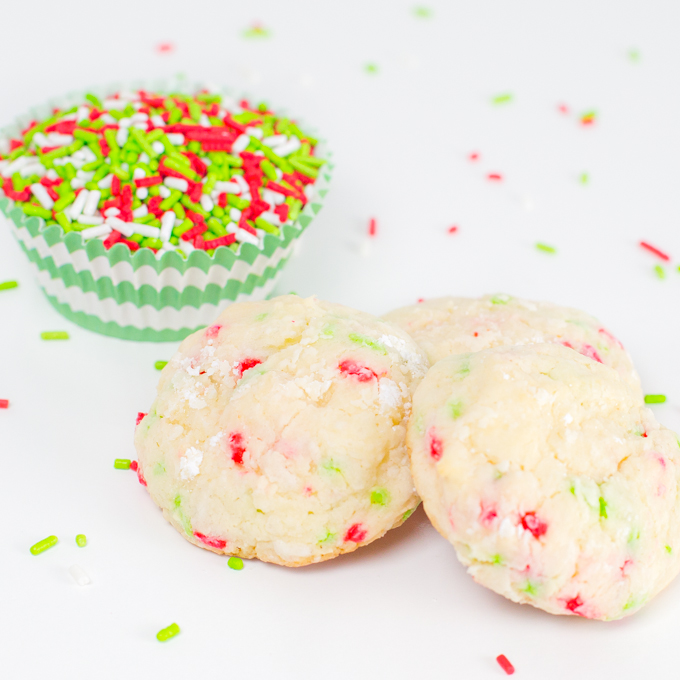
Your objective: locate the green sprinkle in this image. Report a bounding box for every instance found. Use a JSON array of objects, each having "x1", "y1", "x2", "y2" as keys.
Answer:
[
  {"x1": 228, "y1": 556, "x2": 244, "y2": 571},
  {"x1": 628, "y1": 48, "x2": 641, "y2": 62},
  {"x1": 491, "y1": 554, "x2": 504, "y2": 565},
  {"x1": 365, "y1": 63, "x2": 379, "y2": 74},
  {"x1": 654, "y1": 264, "x2": 665, "y2": 279},
  {"x1": 85, "y1": 93, "x2": 103, "y2": 109},
  {"x1": 401, "y1": 507, "x2": 416, "y2": 522},
  {"x1": 41, "y1": 331, "x2": 69, "y2": 340},
  {"x1": 448, "y1": 399, "x2": 464, "y2": 419},
  {"x1": 155, "y1": 361, "x2": 168, "y2": 370},
  {"x1": 490, "y1": 294, "x2": 511, "y2": 305},
  {"x1": 0, "y1": 280, "x2": 18, "y2": 291},
  {"x1": 666, "y1": 545, "x2": 672, "y2": 554},
  {"x1": 644, "y1": 394, "x2": 666, "y2": 404},
  {"x1": 599, "y1": 497, "x2": 608, "y2": 519},
  {"x1": 413, "y1": 6, "x2": 432, "y2": 17},
  {"x1": 114, "y1": 458, "x2": 131, "y2": 469},
  {"x1": 520, "y1": 581, "x2": 539, "y2": 596},
  {"x1": 76, "y1": 534, "x2": 87, "y2": 547},
  {"x1": 536, "y1": 242, "x2": 557, "y2": 254},
  {"x1": 30, "y1": 535, "x2": 58, "y2": 555},
  {"x1": 348, "y1": 333, "x2": 386, "y2": 354},
  {"x1": 370, "y1": 488, "x2": 391, "y2": 506},
  {"x1": 22, "y1": 204, "x2": 52, "y2": 220},
  {"x1": 580, "y1": 172, "x2": 589, "y2": 184},
  {"x1": 242, "y1": 23, "x2": 271, "y2": 38},
  {"x1": 491, "y1": 93, "x2": 513, "y2": 105},
  {"x1": 156, "y1": 623, "x2": 180, "y2": 642}
]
